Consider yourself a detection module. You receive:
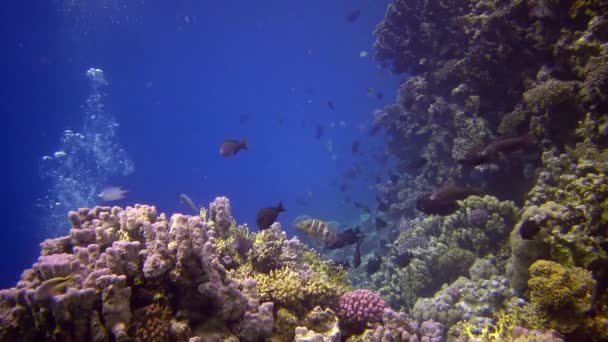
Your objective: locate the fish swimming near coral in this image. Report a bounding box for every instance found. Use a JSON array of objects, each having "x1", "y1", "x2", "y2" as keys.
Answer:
[
  {"x1": 256, "y1": 202, "x2": 285, "y2": 230},
  {"x1": 327, "y1": 227, "x2": 365, "y2": 249},
  {"x1": 375, "y1": 216, "x2": 388, "y2": 230},
  {"x1": 353, "y1": 240, "x2": 361, "y2": 268},
  {"x1": 416, "y1": 185, "x2": 483, "y2": 215},
  {"x1": 460, "y1": 133, "x2": 534, "y2": 165},
  {"x1": 365, "y1": 252, "x2": 382, "y2": 274},
  {"x1": 296, "y1": 219, "x2": 364, "y2": 249},
  {"x1": 34, "y1": 274, "x2": 73, "y2": 302},
  {"x1": 179, "y1": 193, "x2": 199, "y2": 214},
  {"x1": 219, "y1": 139, "x2": 248, "y2": 157},
  {"x1": 98, "y1": 186, "x2": 128, "y2": 202},
  {"x1": 297, "y1": 218, "x2": 339, "y2": 245}
]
